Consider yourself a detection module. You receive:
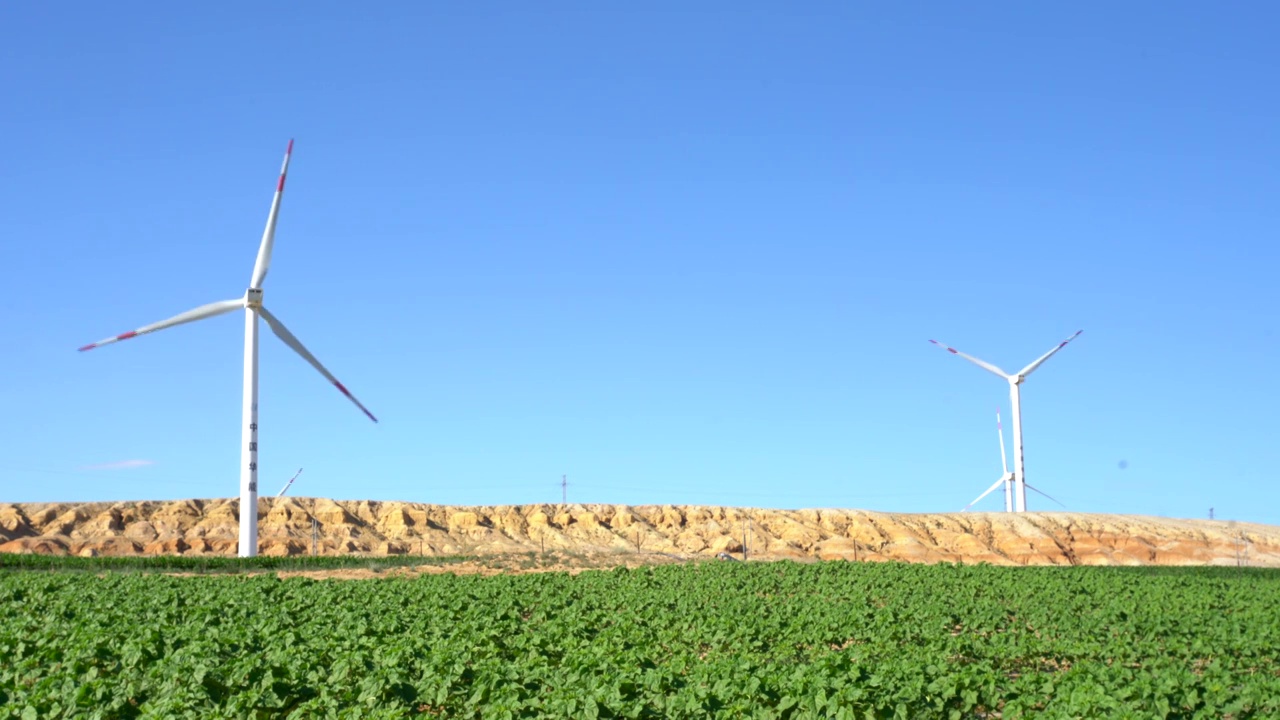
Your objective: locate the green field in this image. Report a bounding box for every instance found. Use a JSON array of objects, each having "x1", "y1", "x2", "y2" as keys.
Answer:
[{"x1": 2, "y1": 561, "x2": 1278, "y2": 719}]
